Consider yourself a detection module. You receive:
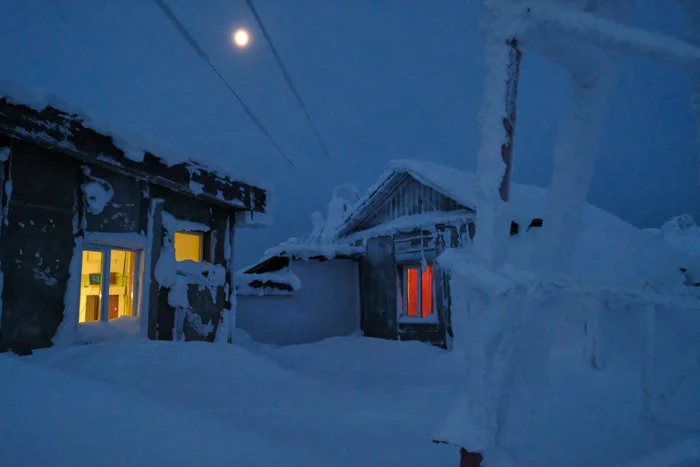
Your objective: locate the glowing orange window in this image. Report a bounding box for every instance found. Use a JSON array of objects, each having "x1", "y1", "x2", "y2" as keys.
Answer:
[
  {"x1": 406, "y1": 268, "x2": 419, "y2": 316},
  {"x1": 403, "y1": 265, "x2": 434, "y2": 319},
  {"x1": 421, "y1": 265, "x2": 433, "y2": 318}
]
